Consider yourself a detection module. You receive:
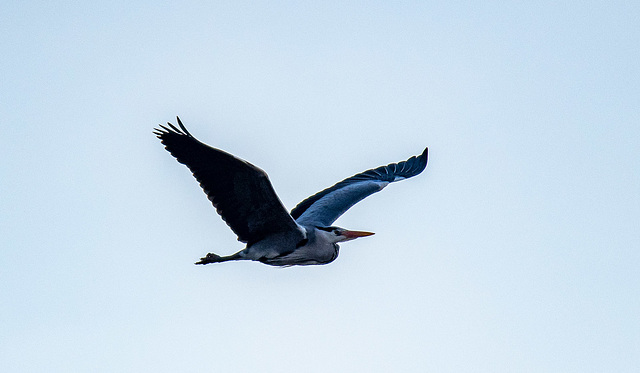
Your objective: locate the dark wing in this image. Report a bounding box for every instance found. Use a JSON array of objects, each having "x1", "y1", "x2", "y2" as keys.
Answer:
[
  {"x1": 291, "y1": 148, "x2": 428, "y2": 227},
  {"x1": 154, "y1": 117, "x2": 303, "y2": 244}
]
